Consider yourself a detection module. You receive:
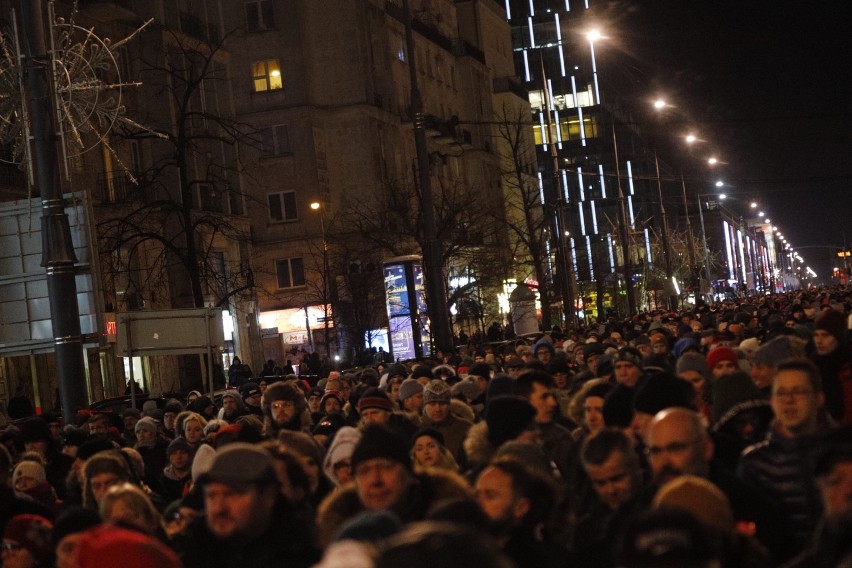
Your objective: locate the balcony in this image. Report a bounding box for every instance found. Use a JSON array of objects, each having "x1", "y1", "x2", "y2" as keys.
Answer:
[{"x1": 78, "y1": 0, "x2": 136, "y2": 22}]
